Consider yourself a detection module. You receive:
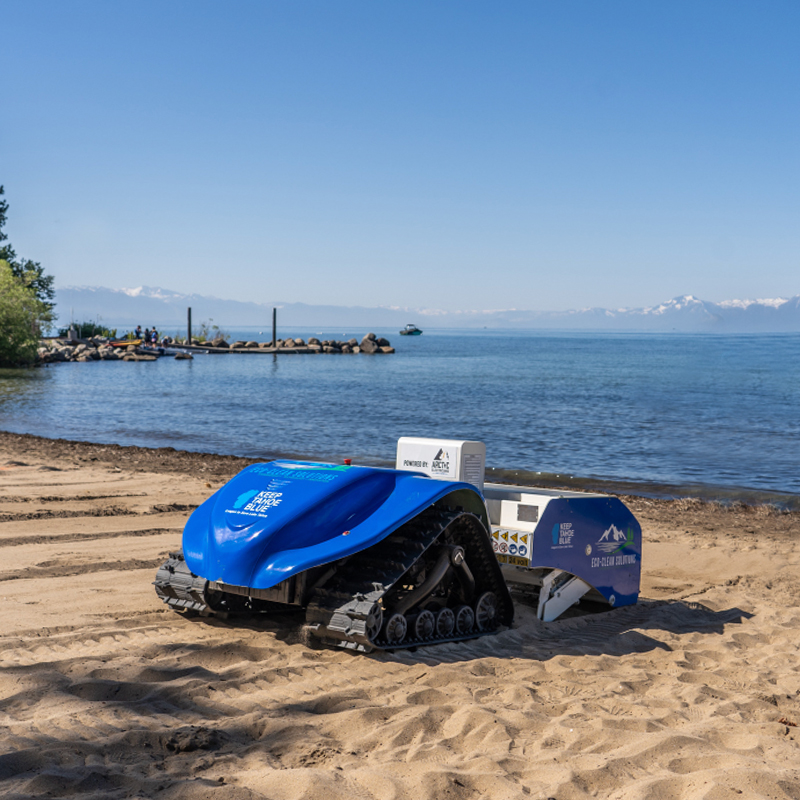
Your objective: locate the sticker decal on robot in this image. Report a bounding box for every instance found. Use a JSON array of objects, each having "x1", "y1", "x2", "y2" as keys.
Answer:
[
  {"x1": 430, "y1": 448, "x2": 453, "y2": 476},
  {"x1": 228, "y1": 490, "x2": 284, "y2": 518},
  {"x1": 250, "y1": 463, "x2": 348, "y2": 483},
  {"x1": 596, "y1": 524, "x2": 636, "y2": 554},
  {"x1": 551, "y1": 522, "x2": 575, "y2": 549},
  {"x1": 591, "y1": 525, "x2": 638, "y2": 568}
]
